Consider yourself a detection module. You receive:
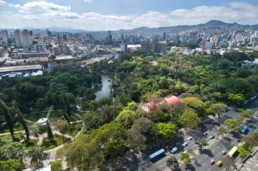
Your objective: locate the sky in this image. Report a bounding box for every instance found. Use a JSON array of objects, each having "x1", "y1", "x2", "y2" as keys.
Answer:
[{"x1": 0, "y1": 0, "x2": 258, "y2": 31}]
